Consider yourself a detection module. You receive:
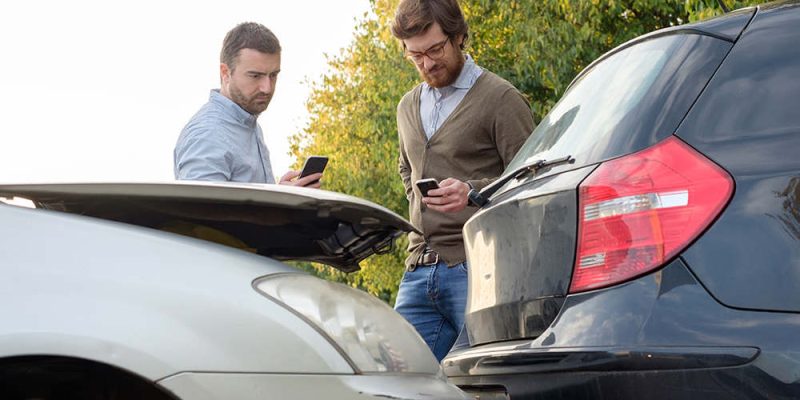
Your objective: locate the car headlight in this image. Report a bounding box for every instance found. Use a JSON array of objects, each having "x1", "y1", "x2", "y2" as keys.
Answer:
[{"x1": 254, "y1": 273, "x2": 440, "y2": 374}]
